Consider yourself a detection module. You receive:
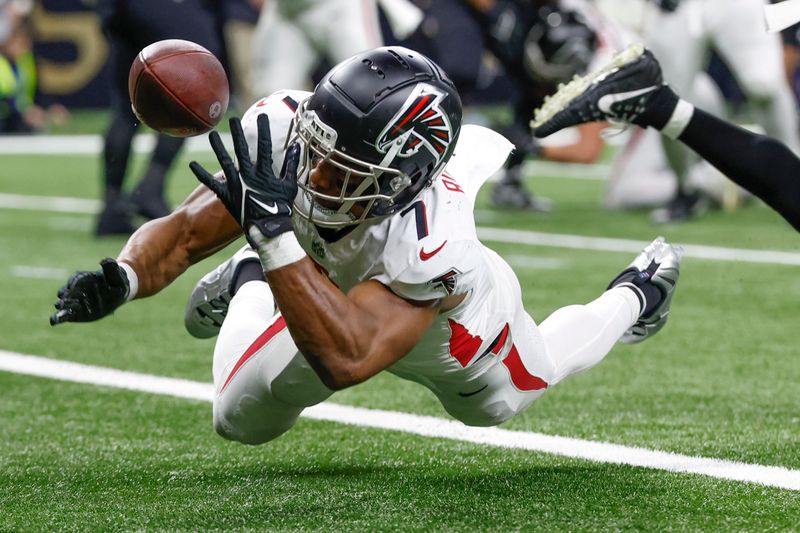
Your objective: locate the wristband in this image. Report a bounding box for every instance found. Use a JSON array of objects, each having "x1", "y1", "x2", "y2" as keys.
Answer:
[
  {"x1": 248, "y1": 227, "x2": 307, "y2": 272},
  {"x1": 118, "y1": 261, "x2": 139, "y2": 302}
]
